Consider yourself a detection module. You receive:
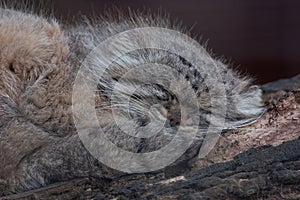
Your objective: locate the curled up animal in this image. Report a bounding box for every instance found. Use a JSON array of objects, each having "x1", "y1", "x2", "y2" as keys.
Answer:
[{"x1": 0, "y1": 5, "x2": 264, "y2": 195}]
